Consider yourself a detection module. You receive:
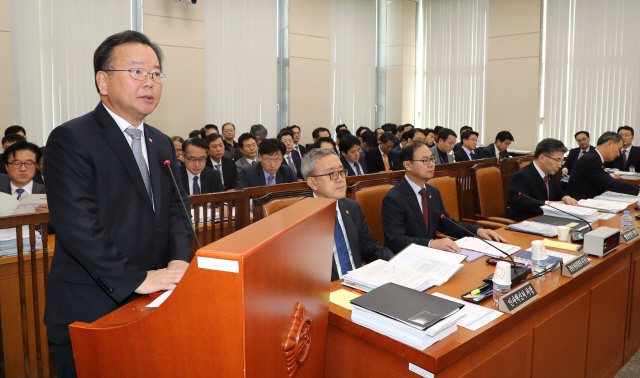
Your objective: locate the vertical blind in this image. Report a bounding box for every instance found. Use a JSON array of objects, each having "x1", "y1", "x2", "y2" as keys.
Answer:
[
  {"x1": 329, "y1": 0, "x2": 377, "y2": 132},
  {"x1": 415, "y1": 0, "x2": 488, "y2": 139},
  {"x1": 541, "y1": 0, "x2": 640, "y2": 145},
  {"x1": 10, "y1": 0, "x2": 134, "y2": 146}
]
